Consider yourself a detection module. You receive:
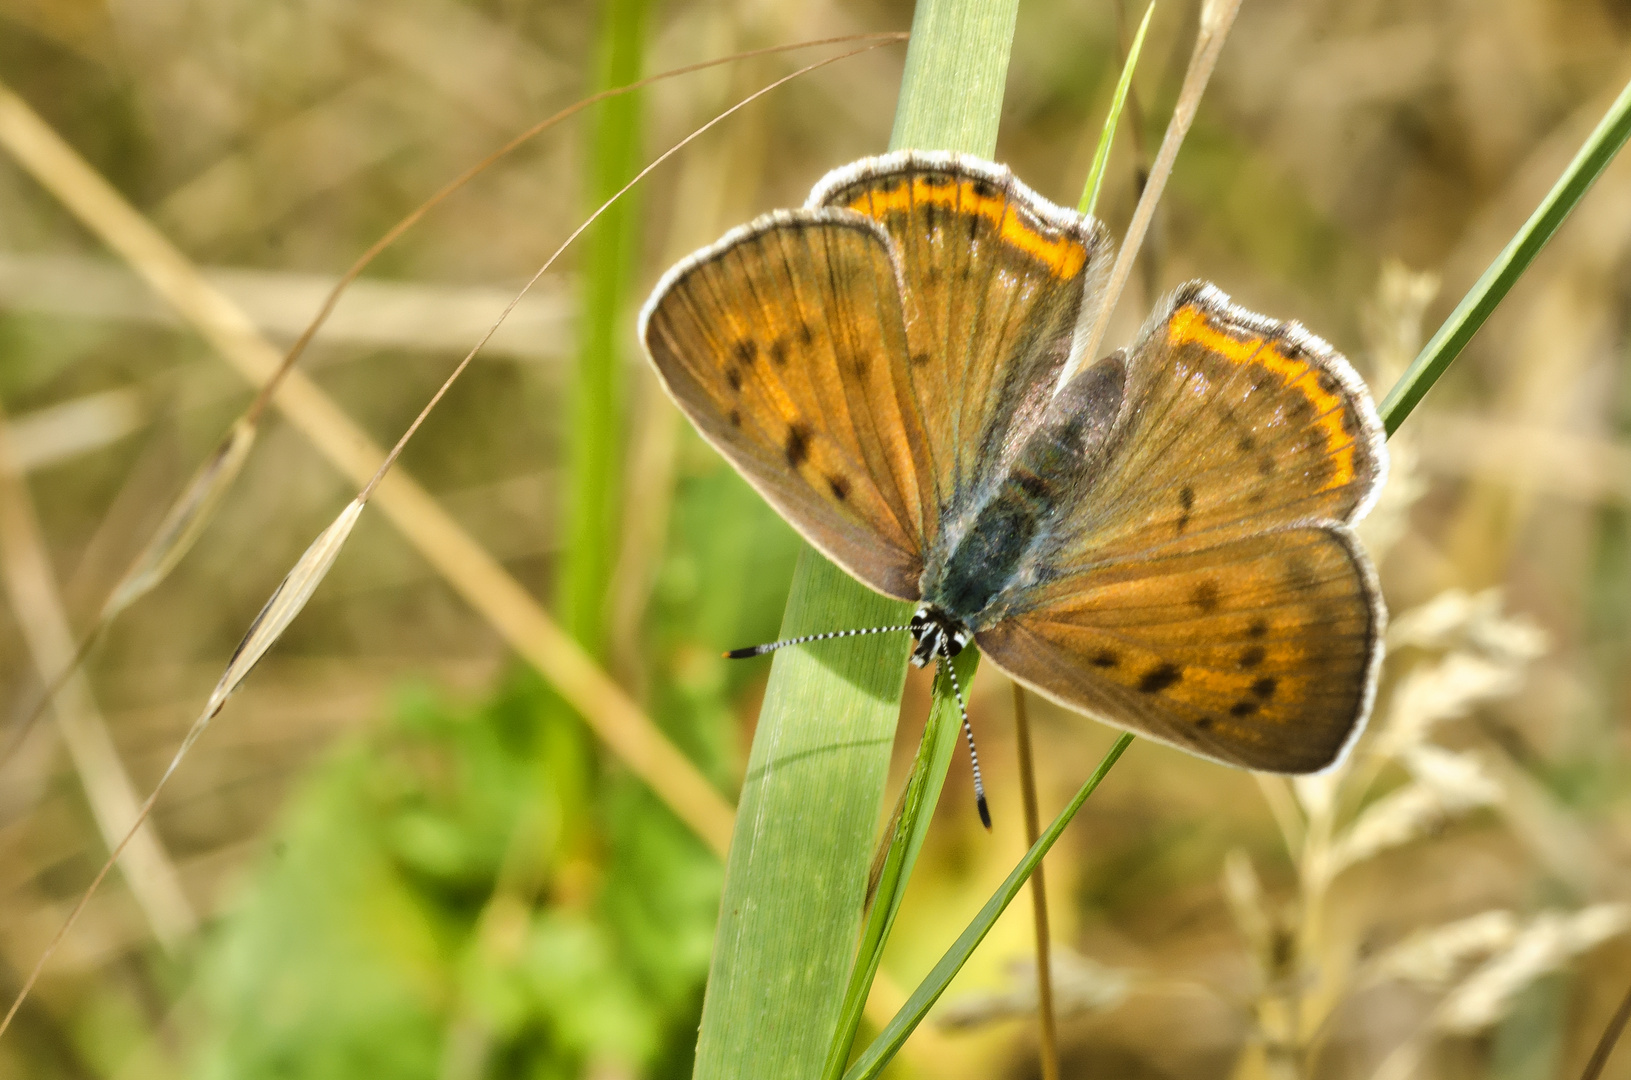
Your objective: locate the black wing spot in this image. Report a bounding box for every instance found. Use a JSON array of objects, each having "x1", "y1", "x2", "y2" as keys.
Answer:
[
  {"x1": 1285, "y1": 558, "x2": 1318, "y2": 592},
  {"x1": 851, "y1": 351, "x2": 870, "y2": 378},
  {"x1": 1138, "y1": 663, "x2": 1182, "y2": 694},
  {"x1": 785, "y1": 423, "x2": 811, "y2": 468},
  {"x1": 1237, "y1": 434, "x2": 1257, "y2": 453},
  {"x1": 910, "y1": 351, "x2": 932, "y2": 367},
  {"x1": 733, "y1": 339, "x2": 758, "y2": 365},
  {"x1": 1248, "y1": 619, "x2": 1268, "y2": 638},
  {"x1": 1196, "y1": 716, "x2": 1214, "y2": 730},
  {"x1": 1091, "y1": 649, "x2": 1118, "y2": 669},
  {"x1": 1251, "y1": 676, "x2": 1277, "y2": 699},
  {"x1": 1191, "y1": 579, "x2": 1221, "y2": 613},
  {"x1": 727, "y1": 408, "x2": 742, "y2": 428},
  {"x1": 1238, "y1": 645, "x2": 1266, "y2": 669},
  {"x1": 969, "y1": 178, "x2": 998, "y2": 199},
  {"x1": 797, "y1": 322, "x2": 814, "y2": 345},
  {"x1": 826, "y1": 474, "x2": 850, "y2": 501},
  {"x1": 1258, "y1": 457, "x2": 1277, "y2": 477},
  {"x1": 1318, "y1": 372, "x2": 1341, "y2": 394},
  {"x1": 1229, "y1": 700, "x2": 1258, "y2": 718},
  {"x1": 769, "y1": 338, "x2": 789, "y2": 366},
  {"x1": 1179, "y1": 486, "x2": 1195, "y2": 510},
  {"x1": 726, "y1": 367, "x2": 743, "y2": 392},
  {"x1": 966, "y1": 215, "x2": 981, "y2": 243},
  {"x1": 921, "y1": 172, "x2": 953, "y2": 188}
]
